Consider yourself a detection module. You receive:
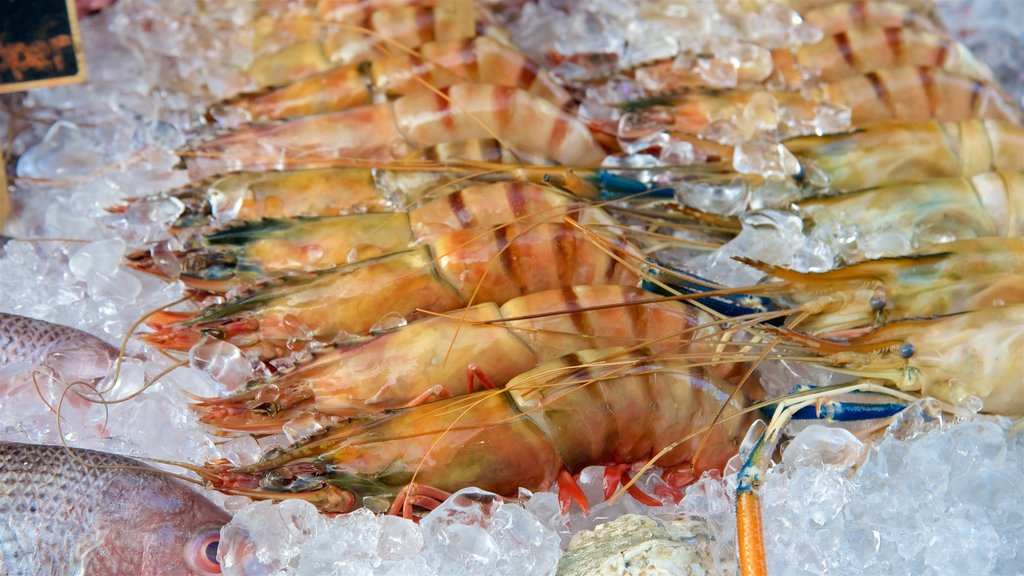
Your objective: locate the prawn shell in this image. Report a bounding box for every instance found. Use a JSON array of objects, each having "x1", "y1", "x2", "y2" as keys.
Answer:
[
  {"x1": 801, "y1": 1, "x2": 944, "y2": 36},
  {"x1": 796, "y1": 175, "x2": 1013, "y2": 260},
  {"x1": 432, "y1": 222, "x2": 640, "y2": 305},
  {"x1": 507, "y1": 349, "x2": 751, "y2": 478},
  {"x1": 972, "y1": 171, "x2": 1024, "y2": 236},
  {"x1": 208, "y1": 168, "x2": 386, "y2": 221},
  {"x1": 749, "y1": 237, "x2": 1024, "y2": 333},
  {"x1": 815, "y1": 67, "x2": 1023, "y2": 126},
  {"x1": 240, "y1": 391, "x2": 564, "y2": 502},
  {"x1": 836, "y1": 306, "x2": 1024, "y2": 415},
  {"x1": 786, "y1": 120, "x2": 1024, "y2": 191},
  {"x1": 392, "y1": 84, "x2": 606, "y2": 167},
  {"x1": 196, "y1": 213, "x2": 415, "y2": 280},
  {"x1": 191, "y1": 247, "x2": 465, "y2": 348},
  {"x1": 313, "y1": 303, "x2": 538, "y2": 416},
  {"x1": 795, "y1": 25, "x2": 994, "y2": 84}
]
